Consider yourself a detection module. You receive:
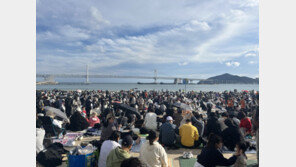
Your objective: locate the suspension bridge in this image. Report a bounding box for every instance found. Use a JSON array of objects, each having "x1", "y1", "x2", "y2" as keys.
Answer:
[{"x1": 36, "y1": 65, "x2": 206, "y2": 84}]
